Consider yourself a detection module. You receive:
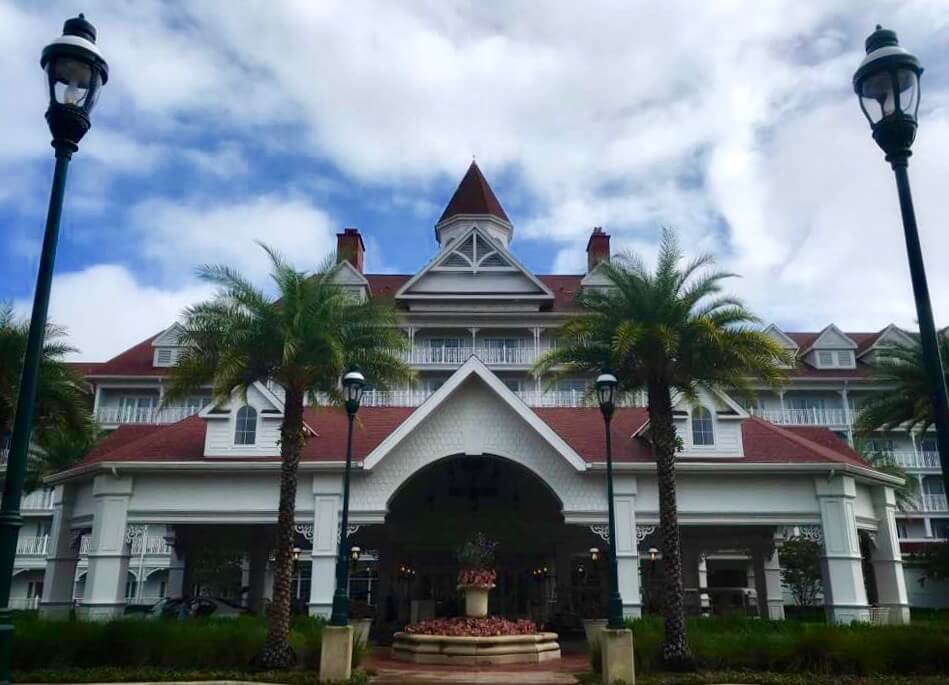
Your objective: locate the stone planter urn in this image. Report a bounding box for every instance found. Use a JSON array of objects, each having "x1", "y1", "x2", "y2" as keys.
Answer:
[
  {"x1": 458, "y1": 584, "x2": 495, "y2": 618},
  {"x1": 582, "y1": 618, "x2": 608, "y2": 647},
  {"x1": 349, "y1": 617, "x2": 373, "y2": 646}
]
